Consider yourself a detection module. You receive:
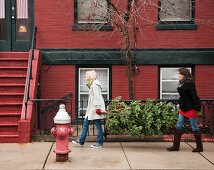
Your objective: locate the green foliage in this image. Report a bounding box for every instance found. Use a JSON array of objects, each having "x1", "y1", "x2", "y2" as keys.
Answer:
[{"x1": 106, "y1": 97, "x2": 178, "y2": 137}]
